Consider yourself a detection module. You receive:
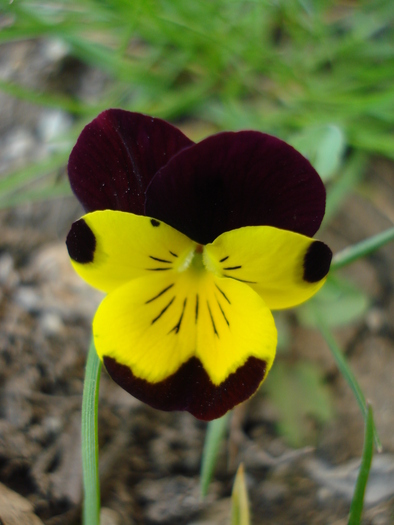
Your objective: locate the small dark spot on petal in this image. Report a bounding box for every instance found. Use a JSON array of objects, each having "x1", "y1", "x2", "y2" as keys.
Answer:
[
  {"x1": 66, "y1": 219, "x2": 96, "y2": 263},
  {"x1": 303, "y1": 241, "x2": 332, "y2": 283},
  {"x1": 151, "y1": 219, "x2": 160, "y2": 227}
]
